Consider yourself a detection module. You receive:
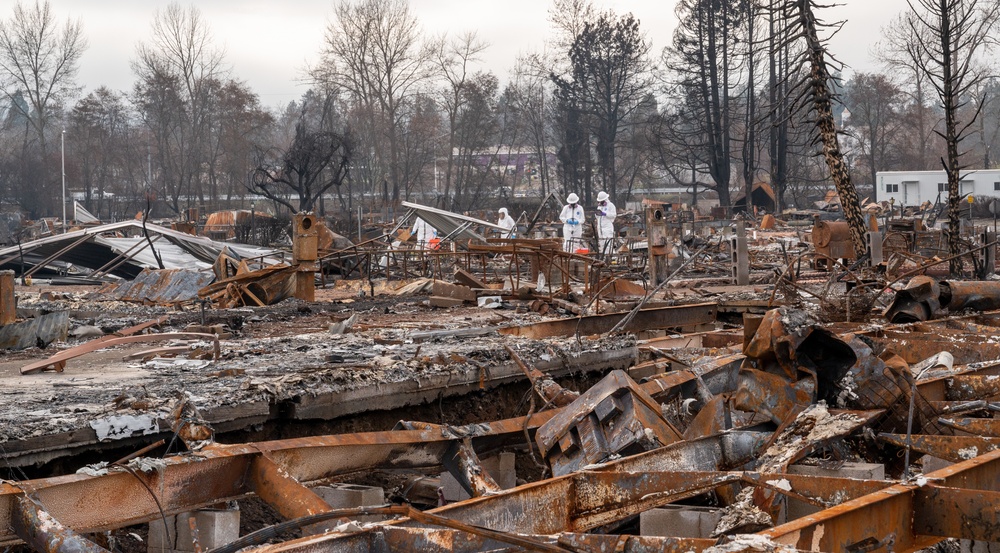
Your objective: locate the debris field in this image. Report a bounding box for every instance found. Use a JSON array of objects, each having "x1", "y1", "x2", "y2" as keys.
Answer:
[{"x1": 1, "y1": 203, "x2": 1000, "y2": 553}]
